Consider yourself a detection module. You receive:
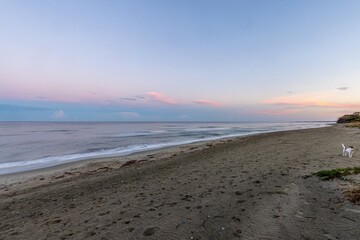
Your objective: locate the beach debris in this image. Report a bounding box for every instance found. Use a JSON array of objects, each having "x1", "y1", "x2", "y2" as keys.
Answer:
[
  {"x1": 122, "y1": 160, "x2": 137, "y2": 167},
  {"x1": 345, "y1": 208, "x2": 360, "y2": 214},
  {"x1": 344, "y1": 188, "x2": 360, "y2": 204},
  {"x1": 302, "y1": 174, "x2": 312, "y2": 179},
  {"x1": 122, "y1": 159, "x2": 149, "y2": 167},
  {"x1": 218, "y1": 226, "x2": 226, "y2": 235},
  {"x1": 295, "y1": 210, "x2": 304, "y2": 219}
]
